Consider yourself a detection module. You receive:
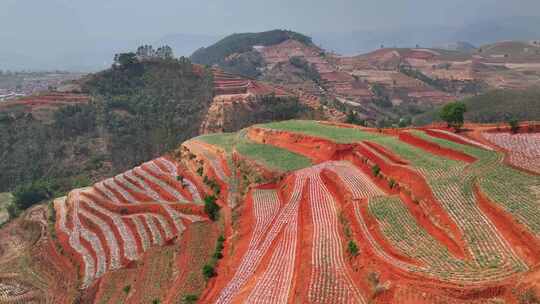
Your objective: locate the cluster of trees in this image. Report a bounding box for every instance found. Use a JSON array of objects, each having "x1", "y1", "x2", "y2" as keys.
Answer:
[
  {"x1": 289, "y1": 56, "x2": 321, "y2": 83},
  {"x1": 0, "y1": 52, "x2": 213, "y2": 196},
  {"x1": 84, "y1": 54, "x2": 214, "y2": 171},
  {"x1": 136, "y1": 45, "x2": 174, "y2": 60},
  {"x1": 7, "y1": 179, "x2": 52, "y2": 218},
  {"x1": 113, "y1": 45, "x2": 175, "y2": 67}
]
